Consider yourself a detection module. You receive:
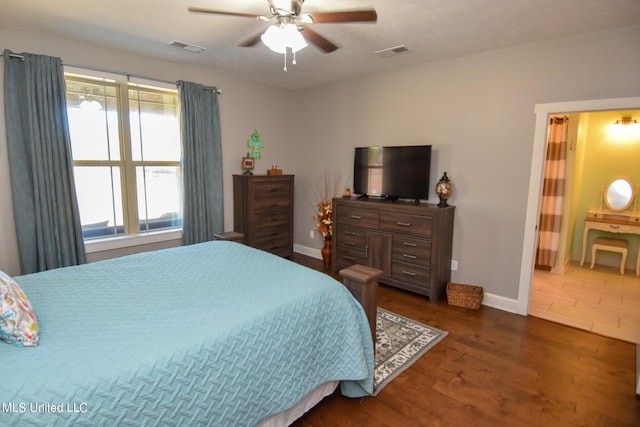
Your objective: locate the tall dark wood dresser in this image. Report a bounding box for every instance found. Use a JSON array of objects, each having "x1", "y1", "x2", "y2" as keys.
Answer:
[{"x1": 233, "y1": 174, "x2": 294, "y2": 258}]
